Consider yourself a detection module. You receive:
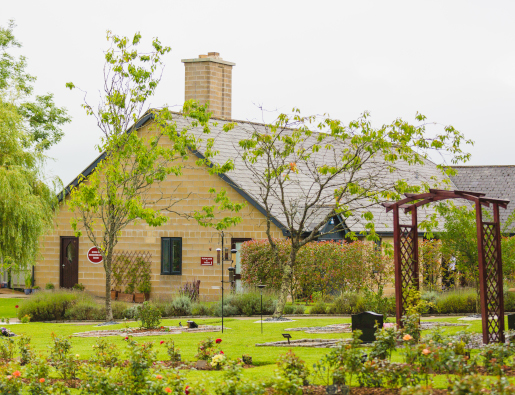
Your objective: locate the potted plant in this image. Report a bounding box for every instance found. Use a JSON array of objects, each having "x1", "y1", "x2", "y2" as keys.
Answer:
[
  {"x1": 118, "y1": 281, "x2": 135, "y2": 303},
  {"x1": 23, "y1": 274, "x2": 32, "y2": 295},
  {"x1": 32, "y1": 286, "x2": 41, "y2": 294},
  {"x1": 45, "y1": 283, "x2": 55, "y2": 290}
]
